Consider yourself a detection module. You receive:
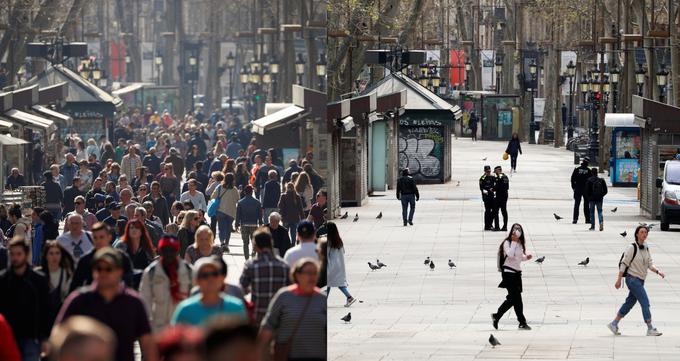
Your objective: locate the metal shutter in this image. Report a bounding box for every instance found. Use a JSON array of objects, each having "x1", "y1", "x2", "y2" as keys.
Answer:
[{"x1": 640, "y1": 130, "x2": 656, "y2": 218}]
